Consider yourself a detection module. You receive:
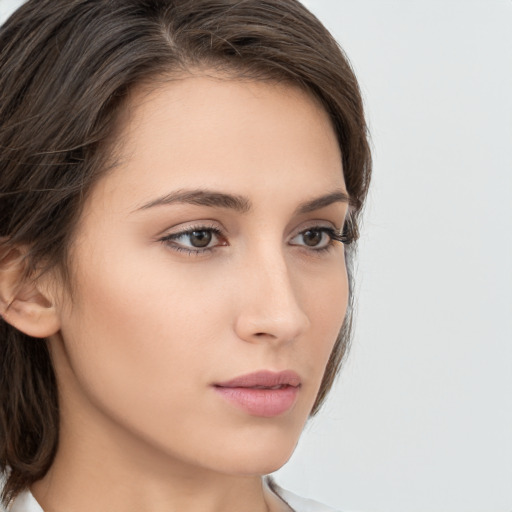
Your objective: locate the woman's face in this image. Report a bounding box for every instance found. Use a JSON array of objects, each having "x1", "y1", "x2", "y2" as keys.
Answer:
[{"x1": 49, "y1": 74, "x2": 349, "y2": 476}]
